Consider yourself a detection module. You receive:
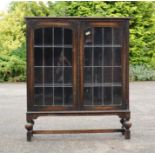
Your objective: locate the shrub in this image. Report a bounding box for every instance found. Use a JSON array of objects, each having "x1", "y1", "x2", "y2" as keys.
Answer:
[
  {"x1": 129, "y1": 65, "x2": 155, "y2": 81},
  {"x1": 50, "y1": 2, "x2": 155, "y2": 66},
  {"x1": 0, "y1": 43, "x2": 26, "y2": 82},
  {"x1": 0, "y1": 1, "x2": 155, "y2": 82}
]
